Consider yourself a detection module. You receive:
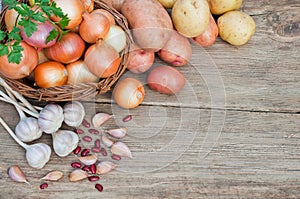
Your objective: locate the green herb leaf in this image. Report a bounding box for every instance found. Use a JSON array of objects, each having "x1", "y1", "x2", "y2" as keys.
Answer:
[
  {"x1": 18, "y1": 19, "x2": 37, "y2": 37},
  {"x1": 58, "y1": 15, "x2": 70, "y2": 29},
  {"x1": 32, "y1": 12, "x2": 46, "y2": 23},
  {"x1": 7, "y1": 27, "x2": 21, "y2": 41},
  {"x1": 0, "y1": 44, "x2": 9, "y2": 57},
  {"x1": 0, "y1": 31, "x2": 6, "y2": 41},
  {"x1": 7, "y1": 42, "x2": 23, "y2": 64},
  {"x1": 46, "y1": 29, "x2": 58, "y2": 44}
]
